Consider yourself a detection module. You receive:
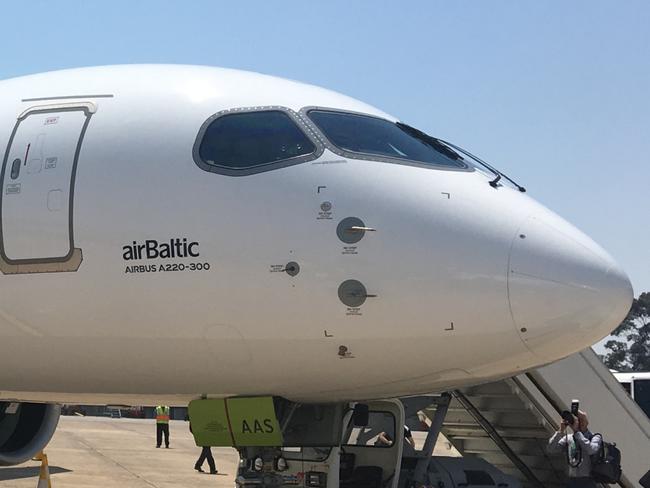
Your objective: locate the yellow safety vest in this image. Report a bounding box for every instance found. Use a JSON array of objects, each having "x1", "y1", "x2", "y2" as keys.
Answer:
[{"x1": 155, "y1": 406, "x2": 170, "y2": 424}]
